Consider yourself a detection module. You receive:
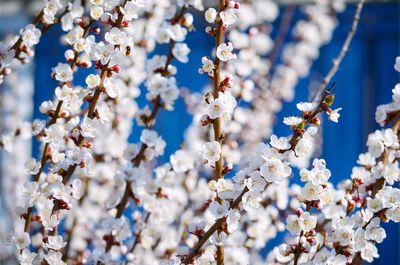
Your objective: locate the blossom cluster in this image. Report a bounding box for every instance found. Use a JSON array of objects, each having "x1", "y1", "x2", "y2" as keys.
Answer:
[
  {"x1": 4, "y1": 0, "x2": 150, "y2": 263},
  {"x1": 0, "y1": 0, "x2": 398, "y2": 265},
  {"x1": 233, "y1": 0, "x2": 345, "y2": 155},
  {"x1": 270, "y1": 59, "x2": 400, "y2": 265},
  {"x1": 0, "y1": 0, "x2": 84, "y2": 85},
  {"x1": 172, "y1": 78, "x2": 343, "y2": 264}
]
